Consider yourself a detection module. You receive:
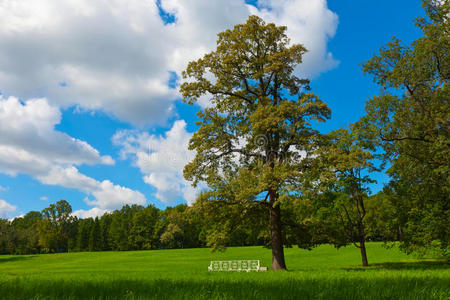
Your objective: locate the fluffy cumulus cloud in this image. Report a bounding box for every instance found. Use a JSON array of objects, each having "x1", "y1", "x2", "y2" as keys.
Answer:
[
  {"x1": 0, "y1": 95, "x2": 114, "y2": 176},
  {"x1": 0, "y1": 96, "x2": 146, "y2": 216},
  {"x1": 0, "y1": 199, "x2": 16, "y2": 218},
  {"x1": 0, "y1": 0, "x2": 338, "y2": 209},
  {"x1": 37, "y1": 166, "x2": 145, "y2": 210},
  {"x1": 35, "y1": 166, "x2": 146, "y2": 216},
  {"x1": 0, "y1": 0, "x2": 338, "y2": 125},
  {"x1": 113, "y1": 120, "x2": 199, "y2": 204},
  {"x1": 249, "y1": 0, "x2": 339, "y2": 77}
]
